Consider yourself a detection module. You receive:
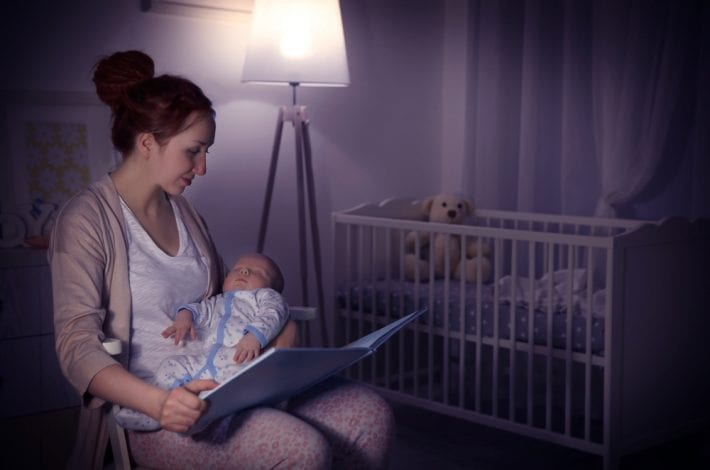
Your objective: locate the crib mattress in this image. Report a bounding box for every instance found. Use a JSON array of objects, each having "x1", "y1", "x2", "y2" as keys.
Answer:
[{"x1": 337, "y1": 280, "x2": 605, "y2": 355}]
